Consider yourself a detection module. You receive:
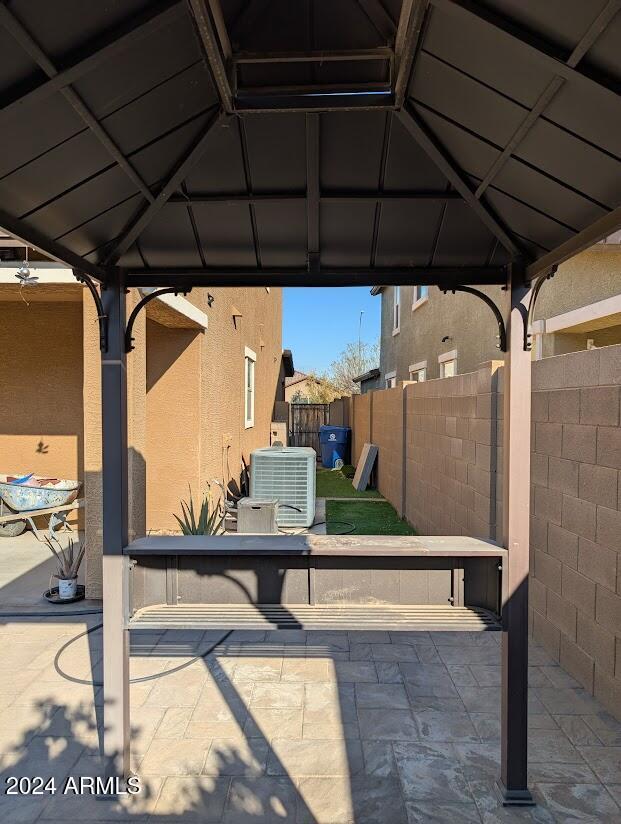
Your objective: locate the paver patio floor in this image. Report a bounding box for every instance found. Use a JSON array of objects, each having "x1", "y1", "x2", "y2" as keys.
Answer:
[{"x1": 1, "y1": 617, "x2": 621, "y2": 822}]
